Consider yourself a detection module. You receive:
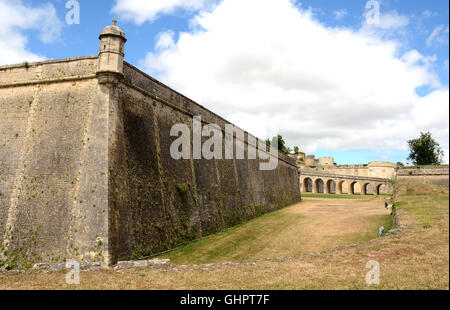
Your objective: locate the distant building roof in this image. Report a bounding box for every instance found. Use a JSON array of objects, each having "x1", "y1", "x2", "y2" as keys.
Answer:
[{"x1": 368, "y1": 161, "x2": 396, "y2": 168}]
